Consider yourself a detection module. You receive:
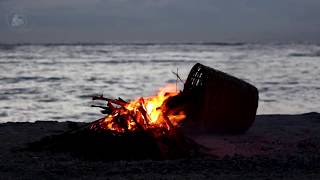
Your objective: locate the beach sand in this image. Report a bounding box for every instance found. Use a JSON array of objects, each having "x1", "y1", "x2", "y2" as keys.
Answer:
[{"x1": 0, "y1": 113, "x2": 320, "y2": 179}]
